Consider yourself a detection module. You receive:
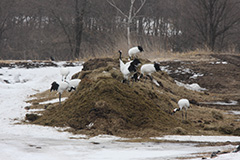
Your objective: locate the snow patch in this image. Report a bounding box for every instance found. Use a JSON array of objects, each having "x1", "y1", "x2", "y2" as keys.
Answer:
[
  {"x1": 228, "y1": 111, "x2": 240, "y2": 115},
  {"x1": 200, "y1": 100, "x2": 238, "y2": 106},
  {"x1": 39, "y1": 97, "x2": 68, "y2": 105},
  {"x1": 152, "y1": 135, "x2": 240, "y2": 143},
  {"x1": 210, "y1": 61, "x2": 228, "y2": 65},
  {"x1": 175, "y1": 80, "x2": 207, "y2": 92},
  {"x1": 190, "y1": 73, "x2": 204, "y2": 79}
]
